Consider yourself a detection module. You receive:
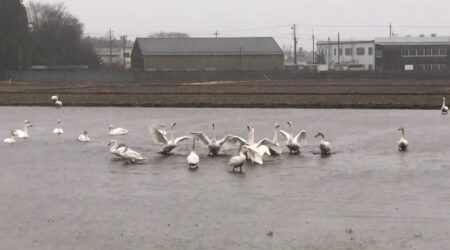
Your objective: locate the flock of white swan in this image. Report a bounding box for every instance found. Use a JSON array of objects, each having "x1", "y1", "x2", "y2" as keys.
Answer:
[{"x1": 2, "y1": 95, "x2": 449, "y2": 172}]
